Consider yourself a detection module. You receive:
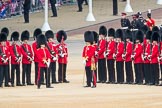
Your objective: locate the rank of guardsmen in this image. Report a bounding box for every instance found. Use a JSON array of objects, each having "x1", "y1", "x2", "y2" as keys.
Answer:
[
  {"x1": 1, "y1": 9, "x2": 162, "y2": 89},
  {"x1": 0, "y1": 28, "x2": 69, "y2": 89},
  {"x1": 82, "y1": 10, "x2": 162, "y2": 88}
]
